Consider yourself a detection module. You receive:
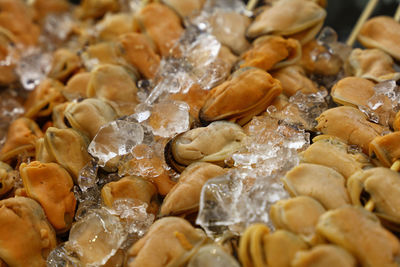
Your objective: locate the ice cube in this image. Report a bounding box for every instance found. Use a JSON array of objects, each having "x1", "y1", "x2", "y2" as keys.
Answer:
[
  {"x1": 15, "y1": 48, "x2": 52, "y2": 90},
  {"x1": 197, "y1": 169, "x2": 290, "y2": 236},
  {"x1": 145, "y1": 29, "x2": 224, "y2": 104},
  {"x1": 46, "y1": 244, "x2": 81, "y2": 267},
  {"x1": 107, "y1": 198, "x2": 155, "y2": 240},
  {"x1": 118, "y1": 143, "x2": 166, "y2": 178},
  {"x1": 359, "y1": 80, "x2": 400, "y2": 126},
  {"x1": 77, "y1": 159, "x2": 99, "y2": 192},
  {"x1": 233, "y1": 115, "x2": 310, "y2": 177},
  {"x1": 88, "y1": 120, "x2": 144, "y2": 167},
  {"x1": 197, "y1": 112, "x2": 309, "y2": 236},
  {"x1": 0, "y1": 89, "x2": 24, "y2": 148},
  {"x1": 317, "y1": 27, "x2": 351, "y2": 62},
  {"x1": 41, "y1": 13, "x2": 74, "y2": 49},
  {"x1": 288, "y1": 89, "x2": 329, "y2": 130},
  {"x1": 196, "y1": 170, "x2": 245, "y2": 236},
  {"x1": 202, "y1": 0, "x2": 249, "y2": 15},
  {"x1": 66, "y1": 208, "x2": 126, "y2": 266},
  {"x1": 146, "y1": 100, "x2": 190, "y2": 138}
]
